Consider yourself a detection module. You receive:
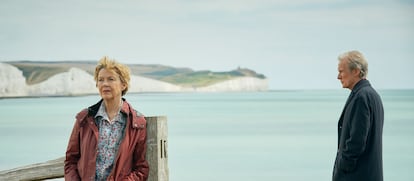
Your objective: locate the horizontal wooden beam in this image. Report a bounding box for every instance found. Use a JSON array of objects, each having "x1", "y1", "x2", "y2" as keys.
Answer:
[
  {"x1": 0, "y1": 157, "x2": 64, "y2": 181},
  {"x1": 0, "y1": 116, "x2": 168, "y2": 181}
]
